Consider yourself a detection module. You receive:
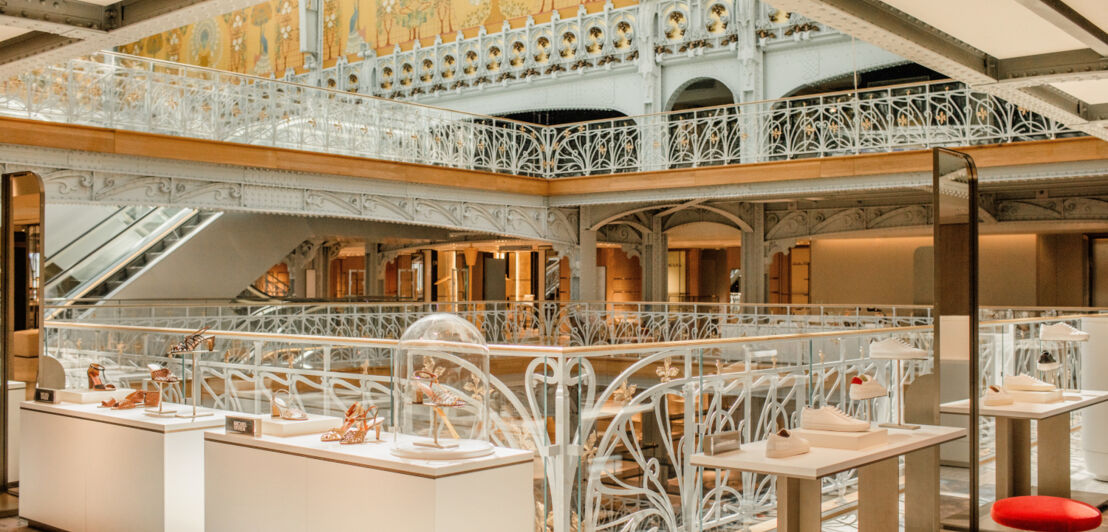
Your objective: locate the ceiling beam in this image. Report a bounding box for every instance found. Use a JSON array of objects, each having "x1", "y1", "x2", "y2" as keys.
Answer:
[
  {"x1": 989, "y1": 49, "x2": 1108, "y2": 88},
  {"x1": 1011, "y1": 0, "x2": 1108, "y2": 56},
  {"x1": 766, "y1": 0, "x2": 993, "y2": 83},
  {"x1": 0, "y1": 0, "x2": 109, "y2": 36}
]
